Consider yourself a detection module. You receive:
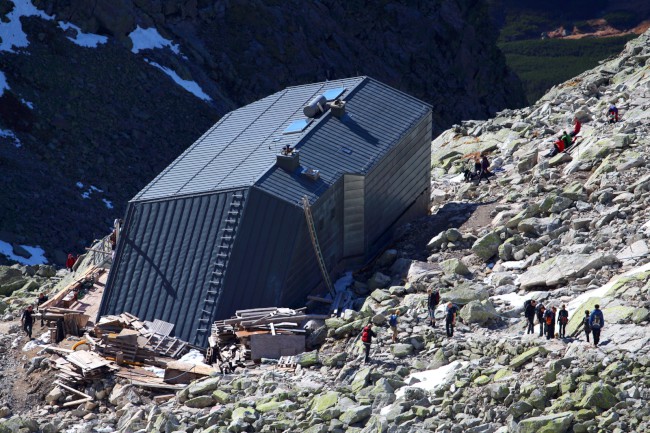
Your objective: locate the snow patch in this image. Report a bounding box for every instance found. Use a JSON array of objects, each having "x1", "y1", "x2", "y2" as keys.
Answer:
[
  {"x1": 20, "y1": 98, "x2": 34, "y2": 109},
  {"x1": 0, "y1": 129, "x2": 21, "y2": 148},
  {"x1": 102, "y1": 199, "x2": 113, "y2": 209},
  {"x1": 491, "y1": 291, "x2": 546, "y2": 307},
  {"x1": 567, "y1": 262, "x2": 650, "y2": 317},
  {"x1": 0, "y1": 0, "x2": 52, "y2": 53},
  {"x1": 144, "y1": 366, "x2": 165, "y2": 378},
  {"x1": 23, "y1": 331, "x2": 51, "y2": 351},
  {"x1": 81, "y1": 191, "x2": 90, "y2": 199},
  {"x1": 0, "y1": 240, "x2": 47, "y2": 265},
  {"x1": 392, "y1": 360, "x2": 468, "y2": 401},
  {"x1": 145, "y1": 59, "x2": 211, "y2": 101},
  {"x1": 58, "y1": 21, "x2": 108, "y2": 48},
  {"x1": 178, "y1": 349, "x2": 207, "y2": 365},
  {"x1": 0, "y1": 71, "x2": 9, "y2": 96},
  {"x1": 129, "y1": 26, "x2": 180, "y2": 54},
  {"x1": 75, "y1": 181, "x2": 84, "y2": 188},
  {"x1": 334, "y1": 271, "x2": 354, "y2": 293},
  {"x1": 90, "y1": 185, "x2": 103, "y2": 192}
]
